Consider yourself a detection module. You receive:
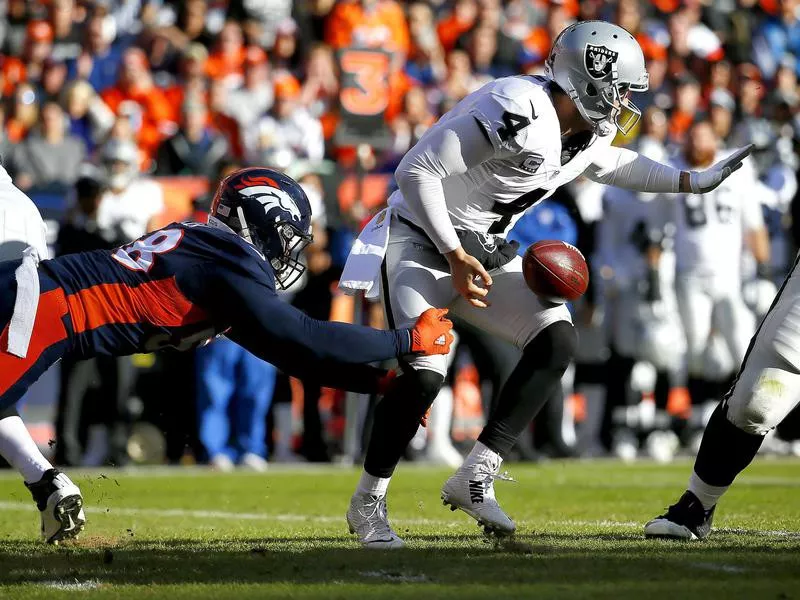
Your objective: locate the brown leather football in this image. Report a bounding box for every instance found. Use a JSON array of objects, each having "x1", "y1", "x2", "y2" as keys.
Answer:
[{"x1": 522, "y1": 240, "x2": 589, "y2": 302}]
